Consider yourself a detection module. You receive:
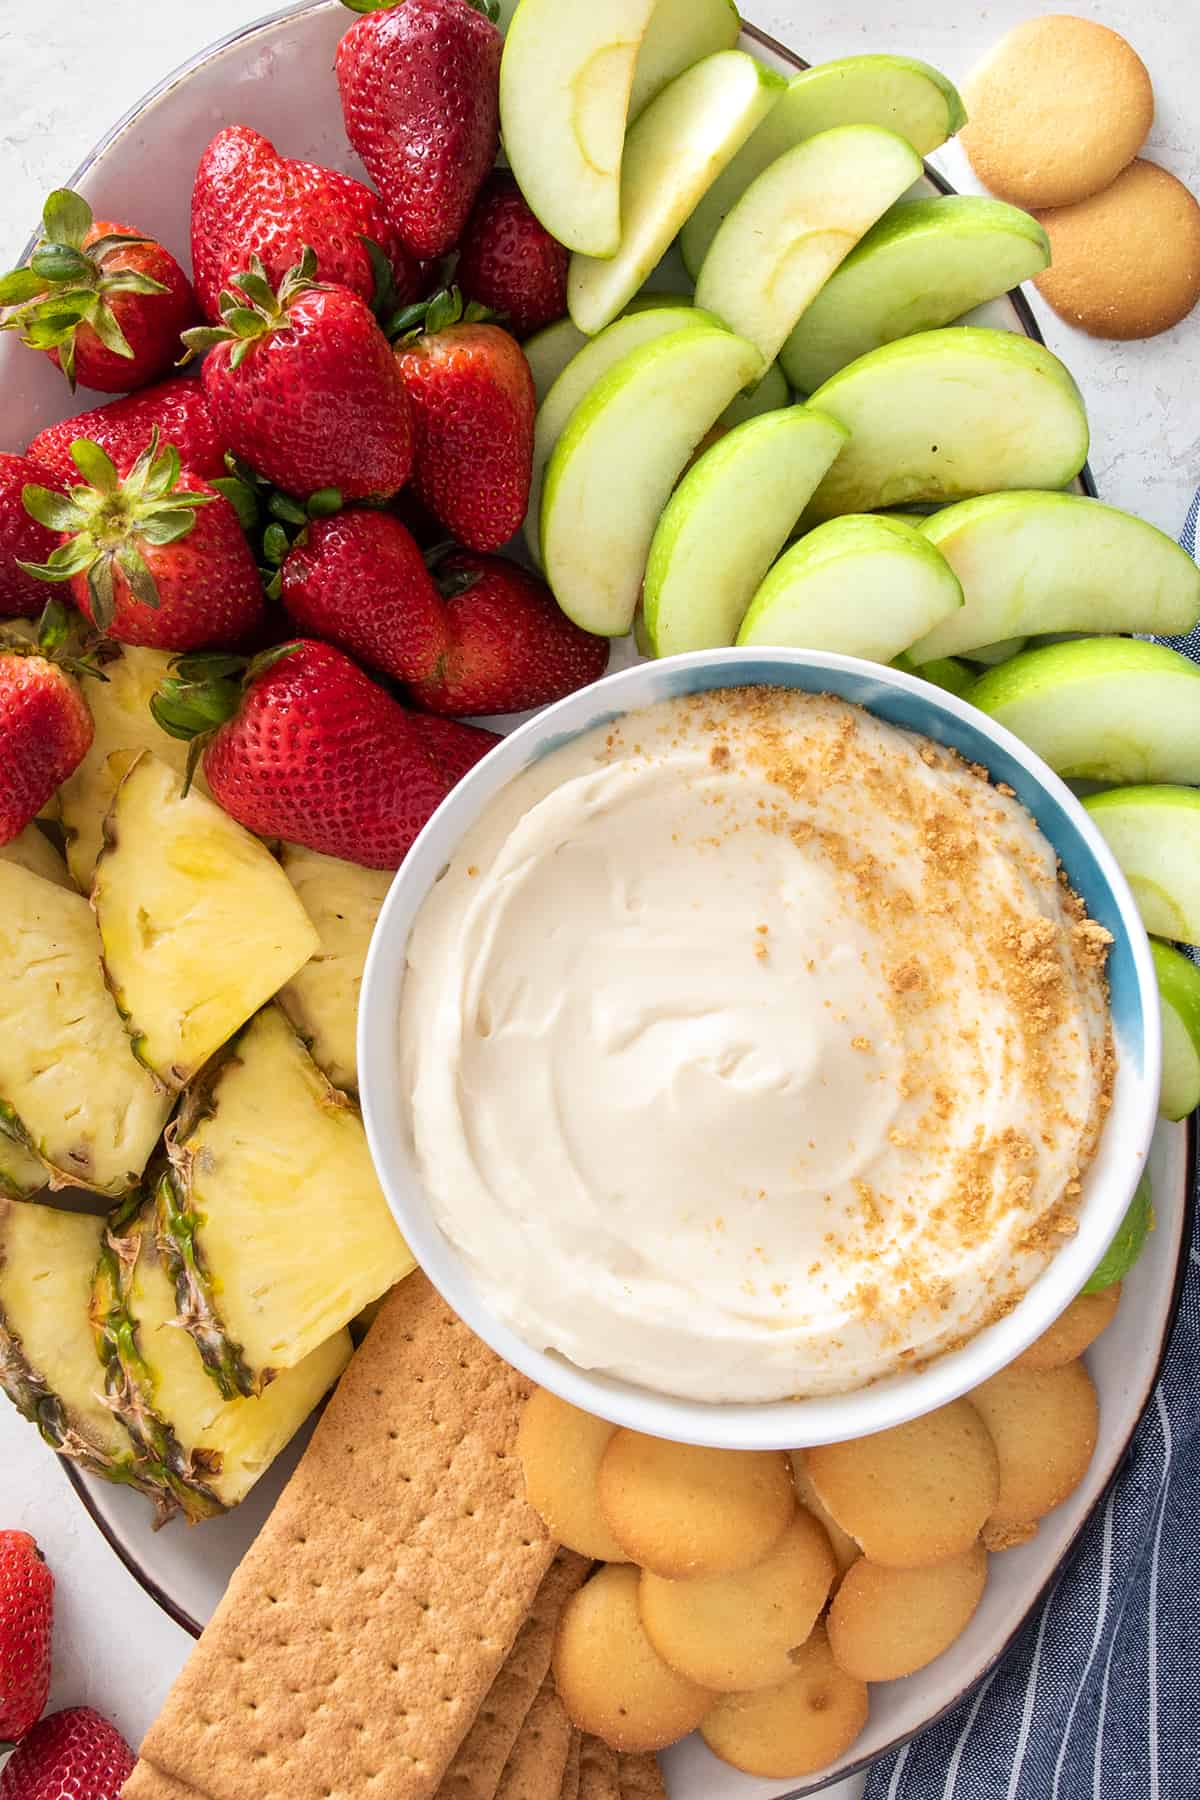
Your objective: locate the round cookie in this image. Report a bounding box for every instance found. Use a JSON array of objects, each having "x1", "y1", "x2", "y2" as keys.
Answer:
[
  {"x1": 1033, "y1": 161, "x2": 1200, "y2": 339},
  {"x1": 597, "y1": 1431, "x2": 795, "y2": 1579},
  {"x1": 790, "y1": 1453, "x2": 860, "y2": 1582},
  {"x1": 969, "y1": 1359, "x2": 1099, "y2": 1528},
  {"x1": 1013, "y1": 1284, "x2": 1121, "y2": 1372},
  {"x1": 638, "y1": 1510, "x2": 836, "y2": 1693},
  {"x1": 801, "y1": 1399, "x2": 999, "y2": 1569},
  {"x1": 827, "y1": 1543, "x2": 989, "y2": 1681},
  {"x1": 553, "y1": 1564, "x2": 714, "y2": 1753},
  {"x1": 517, "y1": 1388, "x2": 630, "y2": 1561},
  {"x1": 700, "y1": 1624, "x2": 869, "y2": 1779},
  {"x1": 960, "y1": 16, "x2": 1154, "y2": 208}
]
